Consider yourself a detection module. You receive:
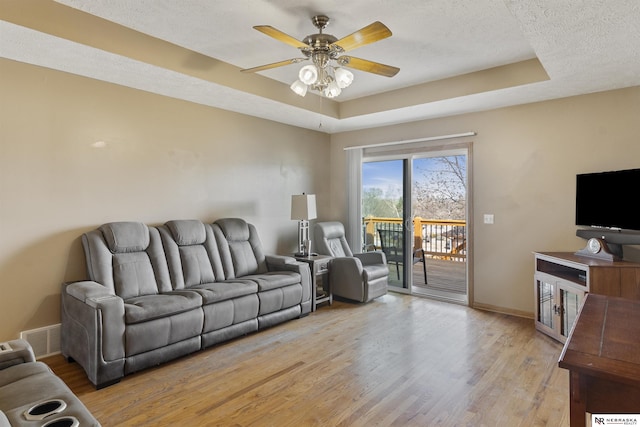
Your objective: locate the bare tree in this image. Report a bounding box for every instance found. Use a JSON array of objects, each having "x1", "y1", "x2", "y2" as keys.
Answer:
[
  {"x1": 413, "y1": 156, "x2": 466, "y2": 220},
  {"x1": 362, "y1": 156, "x2": 466, "y2": 220},
  {"x1": 362, "y1": 187, "x2": 403, "y2": 218}
]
